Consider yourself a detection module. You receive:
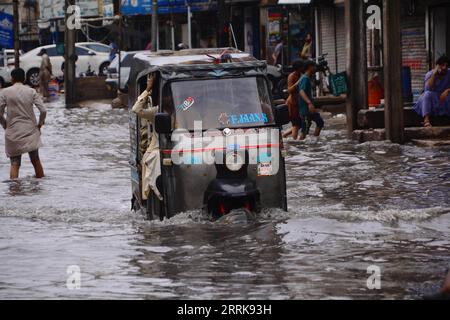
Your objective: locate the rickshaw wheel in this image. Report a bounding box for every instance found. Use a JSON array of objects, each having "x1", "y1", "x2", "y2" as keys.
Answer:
[{"x1": 208, "y1": 196, "x2": 258, "y2": 221}]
